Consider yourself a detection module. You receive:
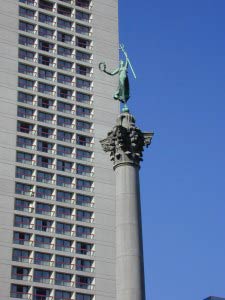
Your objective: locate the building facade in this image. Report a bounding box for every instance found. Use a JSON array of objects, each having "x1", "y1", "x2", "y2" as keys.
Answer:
[{"x1": 0, "y1": 0, "x2": 119, "y2": 299}]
